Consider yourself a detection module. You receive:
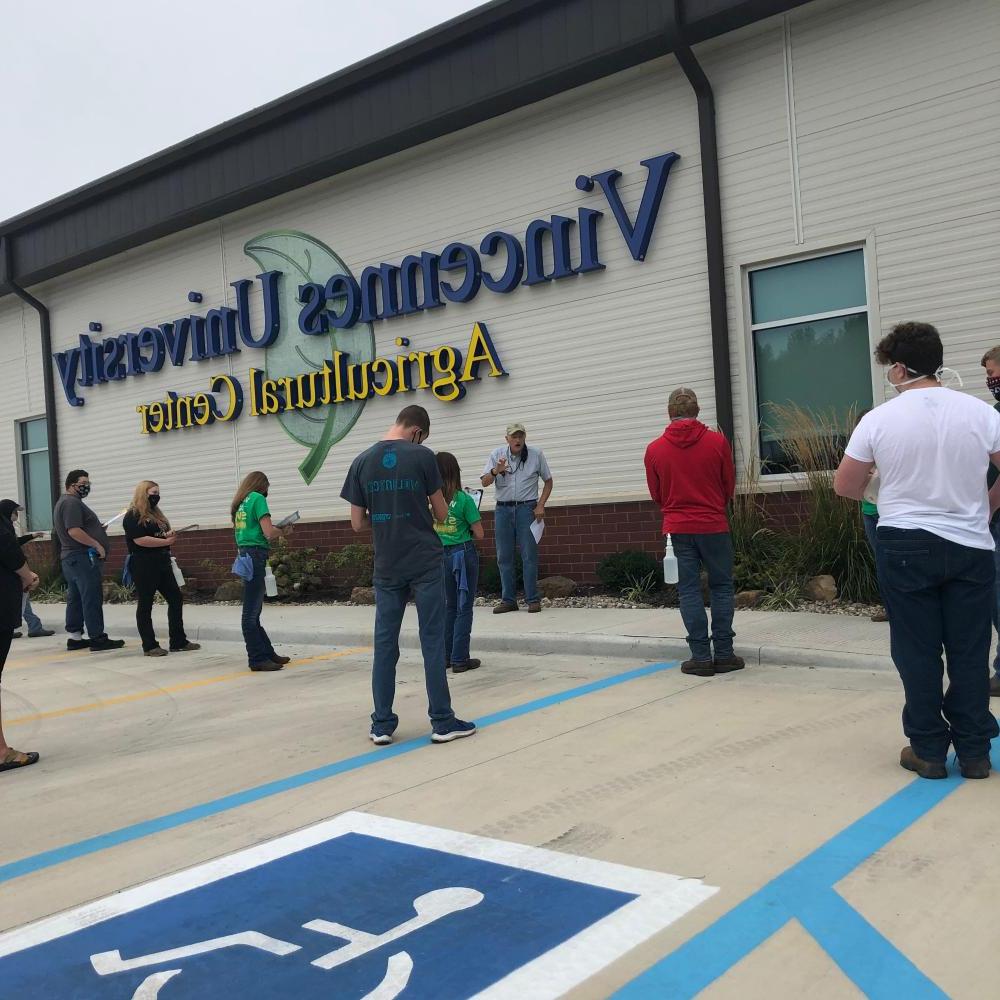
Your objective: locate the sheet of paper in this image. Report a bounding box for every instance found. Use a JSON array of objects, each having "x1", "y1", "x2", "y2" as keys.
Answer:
[
  {"x1": 530, "y1": 518, "x2": 544, "y2": 544},
  {"x1": 102, "y1": 510, "x2": 127, "y2": 529},
  {"x1": 463, "y1": 488, "x2": 484, "y2": 510}
]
